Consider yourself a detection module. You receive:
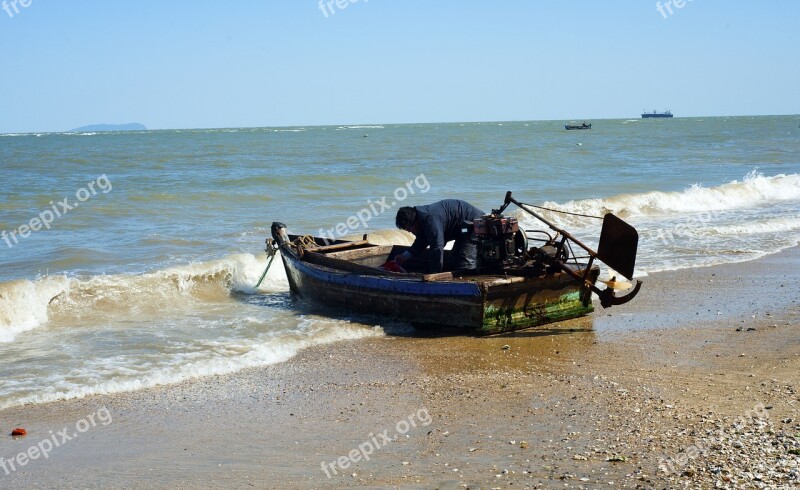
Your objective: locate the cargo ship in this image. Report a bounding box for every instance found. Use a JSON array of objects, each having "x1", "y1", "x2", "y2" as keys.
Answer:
[{"x1": 641, "y1": 109, "x2": 673, "y2": 118}]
